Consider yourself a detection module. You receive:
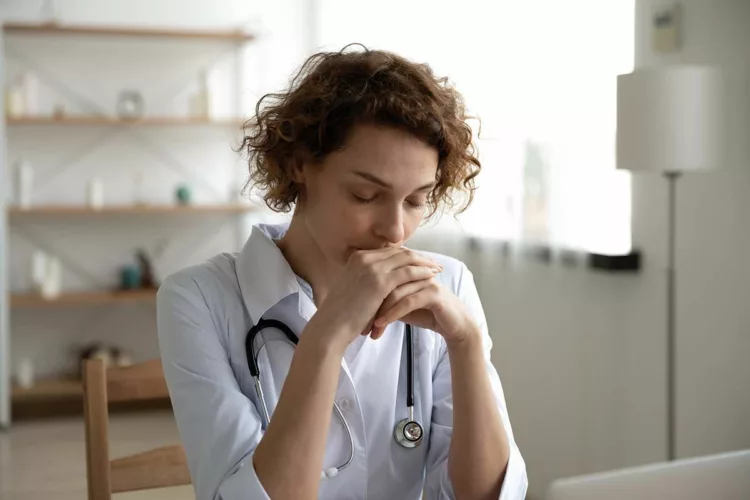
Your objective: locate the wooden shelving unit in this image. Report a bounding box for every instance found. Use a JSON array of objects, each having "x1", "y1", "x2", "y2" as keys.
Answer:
[
  {"x1": 6, "y1": 116, "x2": 246, "y2": 127},
  {"x1": 9, "y1": 204, "x2": 256, "y2": 217},
  {"x1": 3, "y1": 22, "x2": 255, "y2": 42},
  {"x1": 11, "y1": 289, "x2": 157, "y2": 308},
  {"x1": 0, "y1": 20, "x2": 255, "y2": 425}
]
